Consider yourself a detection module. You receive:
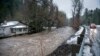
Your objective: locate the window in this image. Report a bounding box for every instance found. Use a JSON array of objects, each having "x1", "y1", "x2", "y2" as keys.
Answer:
[
  {"x1": 11, "y1": 28, "x2": 15, "y2": 33},
  {"x1": 16, "y1": 28, "x2": 22, "y2": 32},
  {"x1": 19, "y1": 28, "x2": 22, "y2": 32},
  {"x1": 23, "y1": 28, "x2": 27, "y2": 31},
  {"x1": 11, "y1": 28, "x2": 23, "y2": 33}
]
